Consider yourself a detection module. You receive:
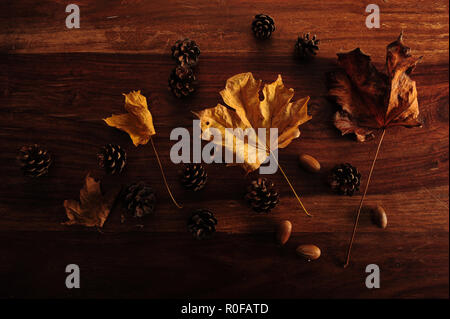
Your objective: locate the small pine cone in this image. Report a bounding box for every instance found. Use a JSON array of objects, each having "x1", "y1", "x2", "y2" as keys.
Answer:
[
  {"x1": 187, "y1": 209, "x2": 217, "y2": 240},
  {"x1": 251, "y1": 14, "x2": 275, "y2": 40},
  {"x1": 245, "y1": 177, "x2": 280, "y2": 213},
  {"x1": 168, "y1": 65, "x2": 197, "y2": 98},
  {"x1": 17, "y1": 144, "x2": 52, "y2": 177},
  {"x1": 124, "y1": 182, "x2": 156, "y2": 218},
  {"x1": 180, "y1": 163, "x2": 208, "y2": 191},
  {"x1": 97, "y1": 144, "x2": 127, "y2": 175},
  {"x1": 294, "y1": 33, "x2": 320, "y2": 60},
  {"x1": 329, "y1": 163, "x2": 362, "y2": 196},
  {"x1": 171, "y1": 38, "x2": 201, "y2": 67}
]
